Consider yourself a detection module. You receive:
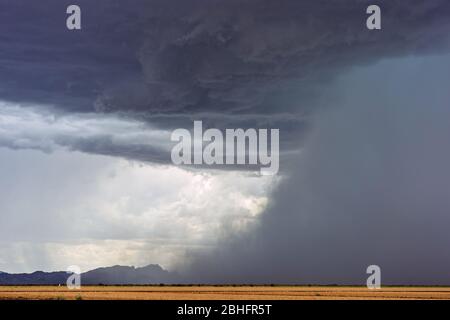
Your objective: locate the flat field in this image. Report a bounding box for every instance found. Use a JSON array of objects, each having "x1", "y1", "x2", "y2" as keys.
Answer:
[{"x1": 0, "y1": 286, "x2": 450, "y2": 300}]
